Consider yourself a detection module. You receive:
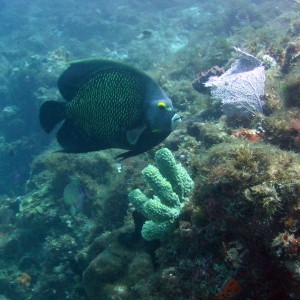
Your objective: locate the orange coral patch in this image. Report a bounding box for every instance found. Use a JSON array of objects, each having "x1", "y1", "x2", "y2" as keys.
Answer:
[
  {"x1": 232, "y1": 129, "x2": 262, "y2": 142},
  {"x1": 218, "y1": 278, "x2": 241, "y2": 300}
]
